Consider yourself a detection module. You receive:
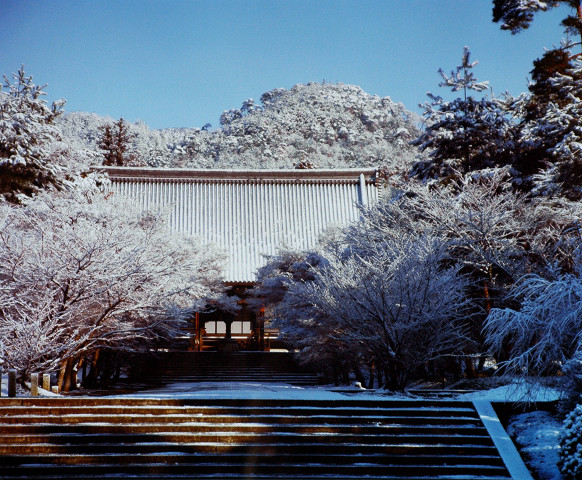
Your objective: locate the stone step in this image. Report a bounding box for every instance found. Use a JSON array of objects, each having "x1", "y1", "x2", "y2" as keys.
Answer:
[
  {"x1": 0, "y1": 431, "x2": 496, "y2": 445},
  {"x1": 0, "y1": 476, "x2": 516, "y2": 480},
  {"x1": 0, "y1": 442, "x2": 501, "y2": 456},
  {"x1": 0, "y1": 462, "x2": 510, "y2": 478},
  {"x1": 149, "y1": 375, "x2": 320, "y2": 383},
  {"x1": 129, "y1": 351, "x2": 321, "y2": 385},
  {"x1": 0, "y1": 404, "x2": 482, "y2": 418},
  {"x1": 0, "y1": 397, "x2": 513, "y2": 479},
  {"x1": 0, "y1": 417, "x2": 487, "y2": 432},
  {"x1": 0, "y1": 399, "x2": 480, "y2": 415},
  {"x1": 0, "y1": 397, "x2": 476, "y2": 408},
  {"x1": 0, "y1": 452, "x2": 506, "y2": 467}
]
